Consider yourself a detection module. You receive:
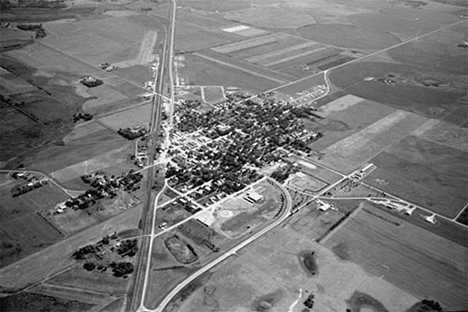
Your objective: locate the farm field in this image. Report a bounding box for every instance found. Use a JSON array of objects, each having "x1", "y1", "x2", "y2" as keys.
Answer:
[
  {"x1": 322, "y1": 206, "x2": 468, "y2": 310},
  {"x1": 0, "y1": 292, "x2": 94, "y2": 312},
  {"x1": 174, "y1": 24, "x2": 234, "y2": 52},
  {"x1": 0, "y1": 68, "x2": 36, "y2": 95},
  {"x1": 317, "y1": 110, "x2": 427, "y2": 174},
  {"x1": 363, "y1": 135, "x2": 468, "y2": 218},
  {"x1": 29, "y1": 283, "x2": 113, "y2": 306},
  {"x1": 414, "y1": 119, "x2": 468, "y2": 152}
]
